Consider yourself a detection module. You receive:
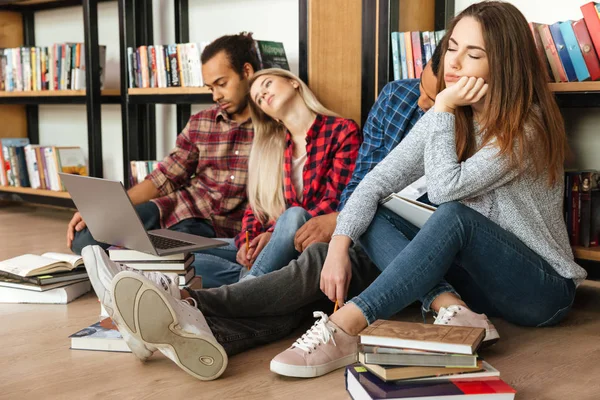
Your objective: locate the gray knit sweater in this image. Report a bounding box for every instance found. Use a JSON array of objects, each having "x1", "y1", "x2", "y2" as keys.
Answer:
[{"x1": 334, "y1": 110, "x2": 587, "y2": 284}]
